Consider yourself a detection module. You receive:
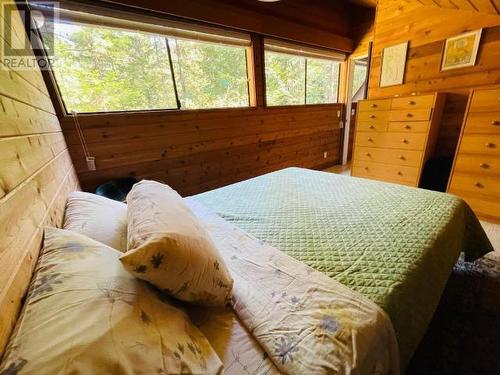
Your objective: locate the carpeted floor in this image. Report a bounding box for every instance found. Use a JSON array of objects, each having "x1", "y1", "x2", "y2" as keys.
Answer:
[{"x1": 407, "y1": 251, "x2": 500, "y2": 374}]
